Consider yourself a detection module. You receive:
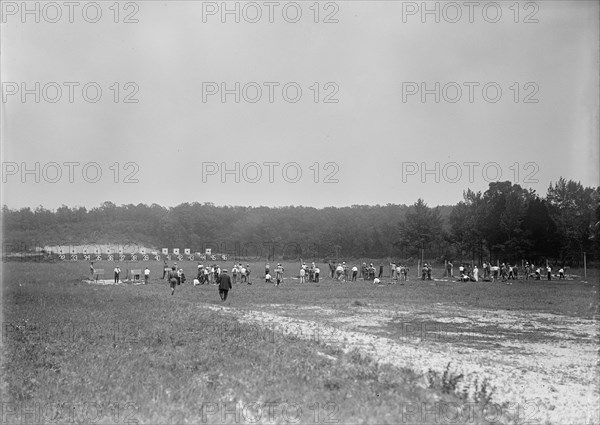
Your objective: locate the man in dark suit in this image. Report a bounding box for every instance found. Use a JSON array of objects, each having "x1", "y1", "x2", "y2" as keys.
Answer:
[{"x1": 217, "y1": 269, "x2": 232, "y2": 301}]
